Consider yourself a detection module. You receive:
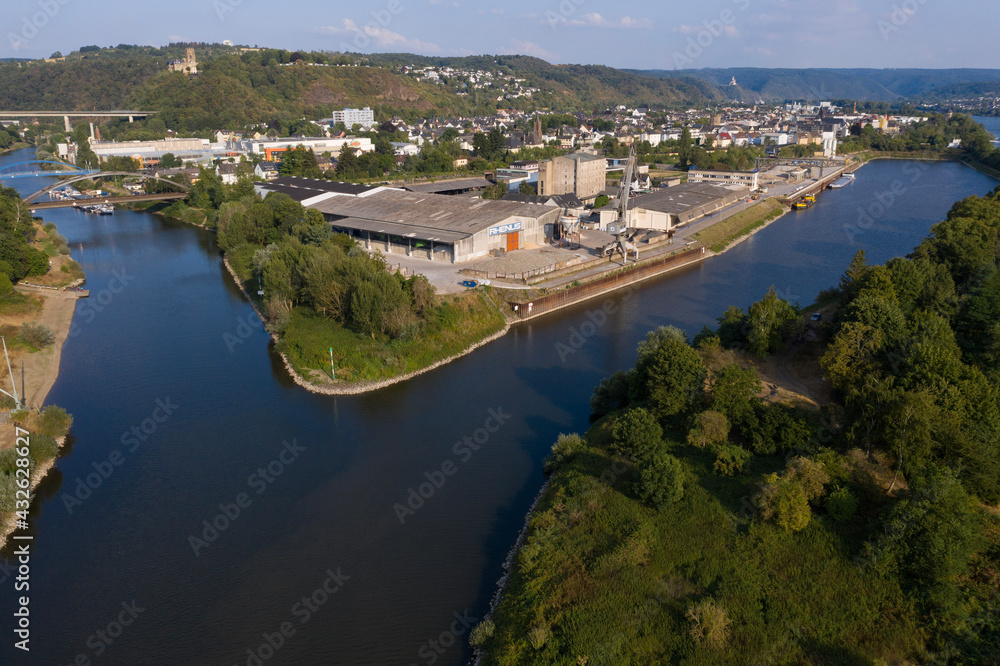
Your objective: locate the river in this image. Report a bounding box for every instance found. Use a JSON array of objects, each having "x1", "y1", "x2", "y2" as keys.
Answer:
[
  {"x1": 0, "y1": 148, "x2": 996, "y2": 665},
  {"x1": 975, "y1": 115, "x2": 1000, "y2": 146}
]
